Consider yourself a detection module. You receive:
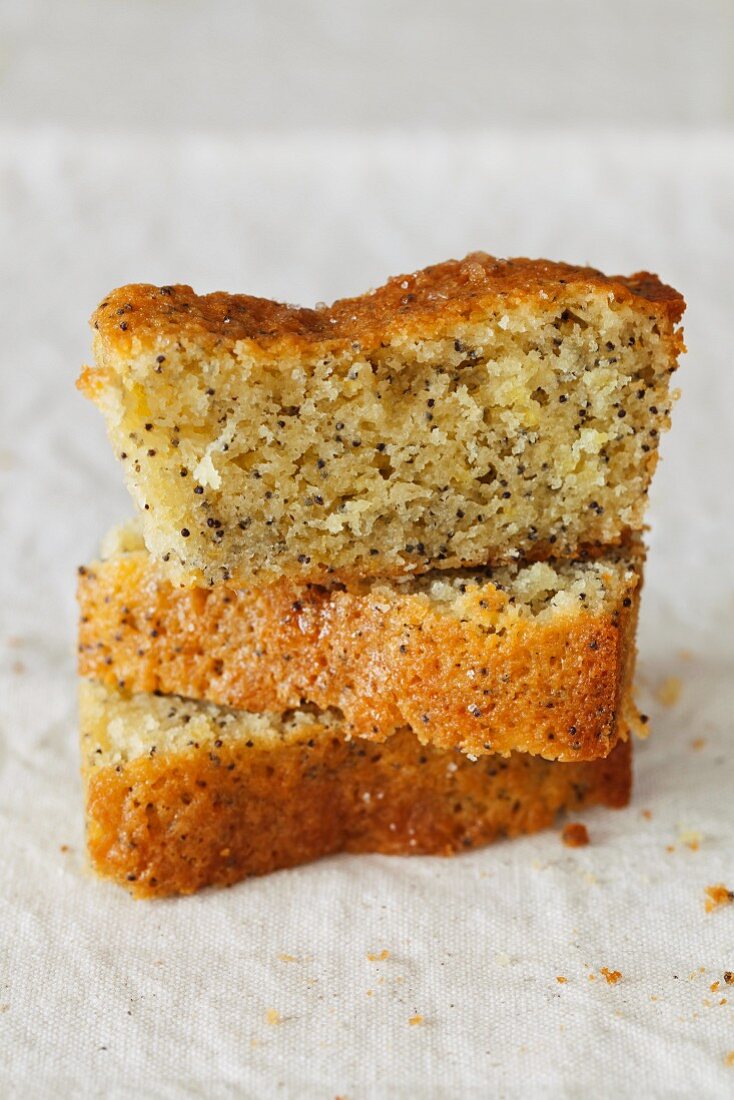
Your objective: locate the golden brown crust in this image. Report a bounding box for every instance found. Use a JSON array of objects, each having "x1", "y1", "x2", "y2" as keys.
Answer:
[
  {"x1": 84, "y1": 700, "x2": 631, "y2": 899},
  {"x1": 87, "y1": 253, "x2": 685, "y2": 362},
  {"x1": 78, "y1": 550, "x2": 641, "y2": 761}
]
